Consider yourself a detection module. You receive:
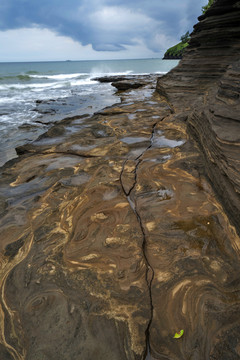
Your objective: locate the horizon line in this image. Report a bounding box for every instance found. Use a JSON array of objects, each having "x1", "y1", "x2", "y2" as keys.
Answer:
[{"x1": 0, "y1": 57, "x2": 166, "y2": 64}]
